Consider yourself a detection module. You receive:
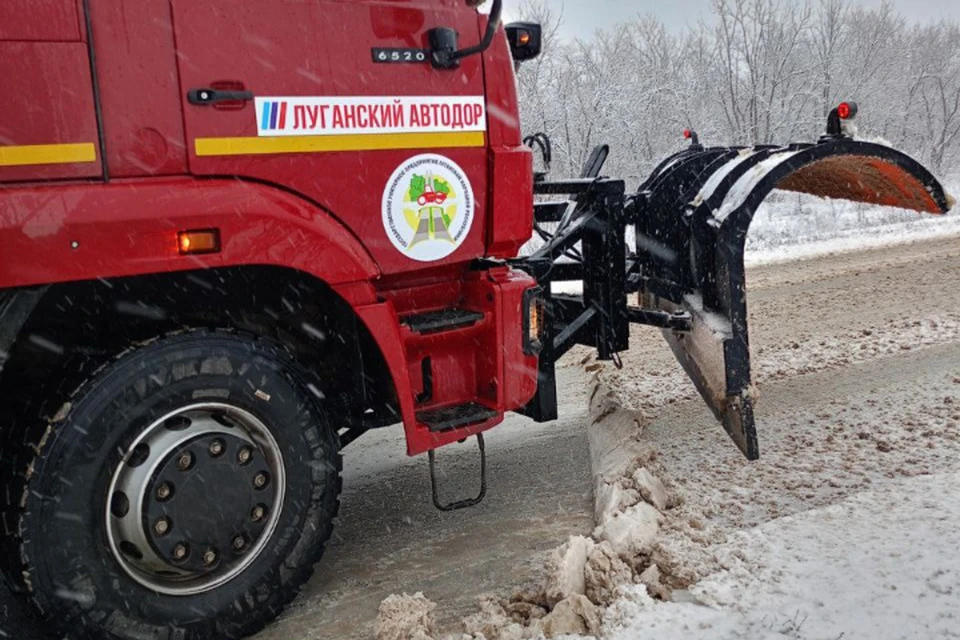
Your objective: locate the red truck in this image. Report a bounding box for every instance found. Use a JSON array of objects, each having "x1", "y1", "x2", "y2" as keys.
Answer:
[{"x1": 0, "y1": 1, "x2": 951, "y2": 638}]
